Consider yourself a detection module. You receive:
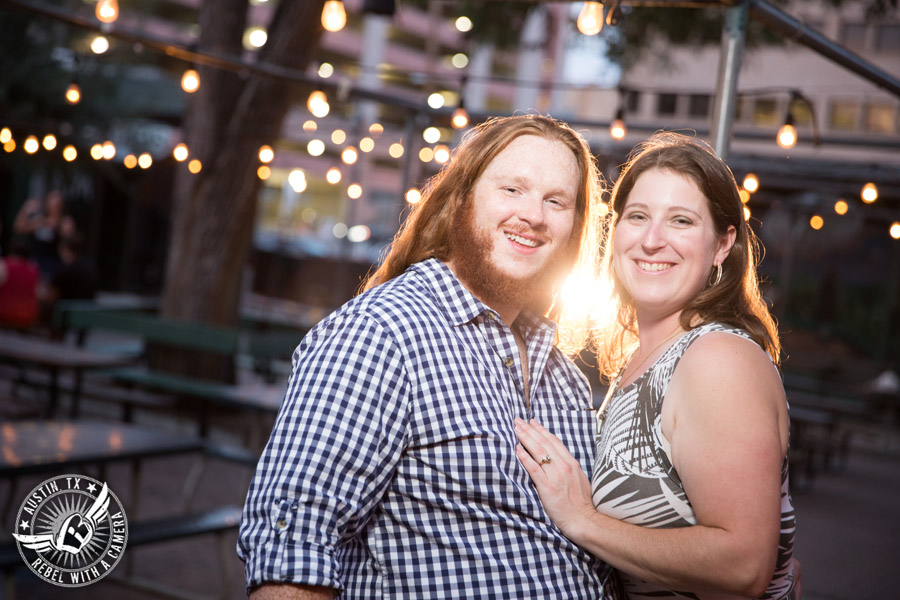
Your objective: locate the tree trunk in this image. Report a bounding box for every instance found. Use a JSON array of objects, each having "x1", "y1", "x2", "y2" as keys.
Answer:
[{"x1": 155, "y1": 0, "x2": 326, "y2": 381}]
